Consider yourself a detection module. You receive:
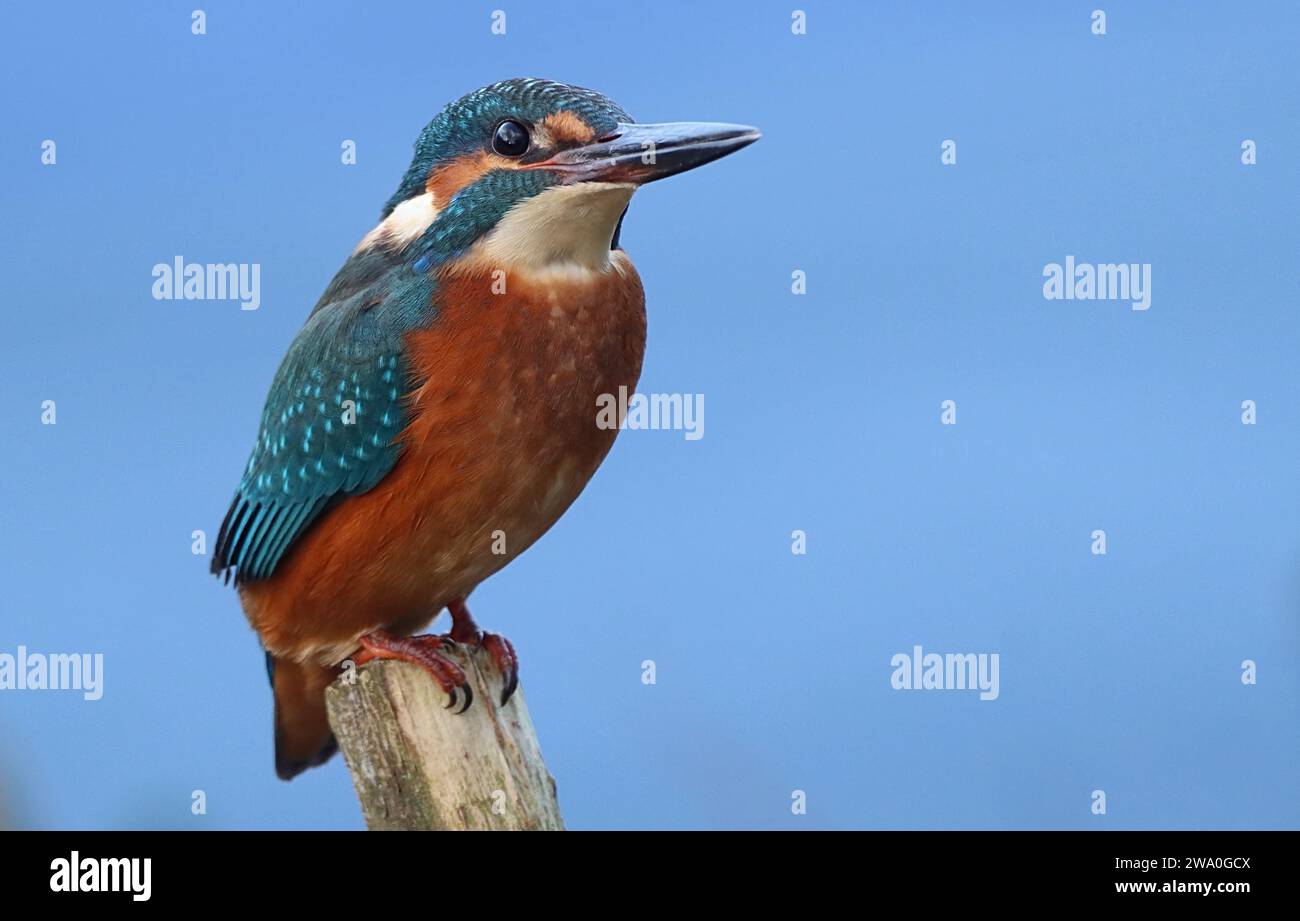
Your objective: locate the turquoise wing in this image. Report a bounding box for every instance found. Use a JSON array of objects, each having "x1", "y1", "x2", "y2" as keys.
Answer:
[{"x1": 212, "y1": 261, "x2": 435, "y2": 584}]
